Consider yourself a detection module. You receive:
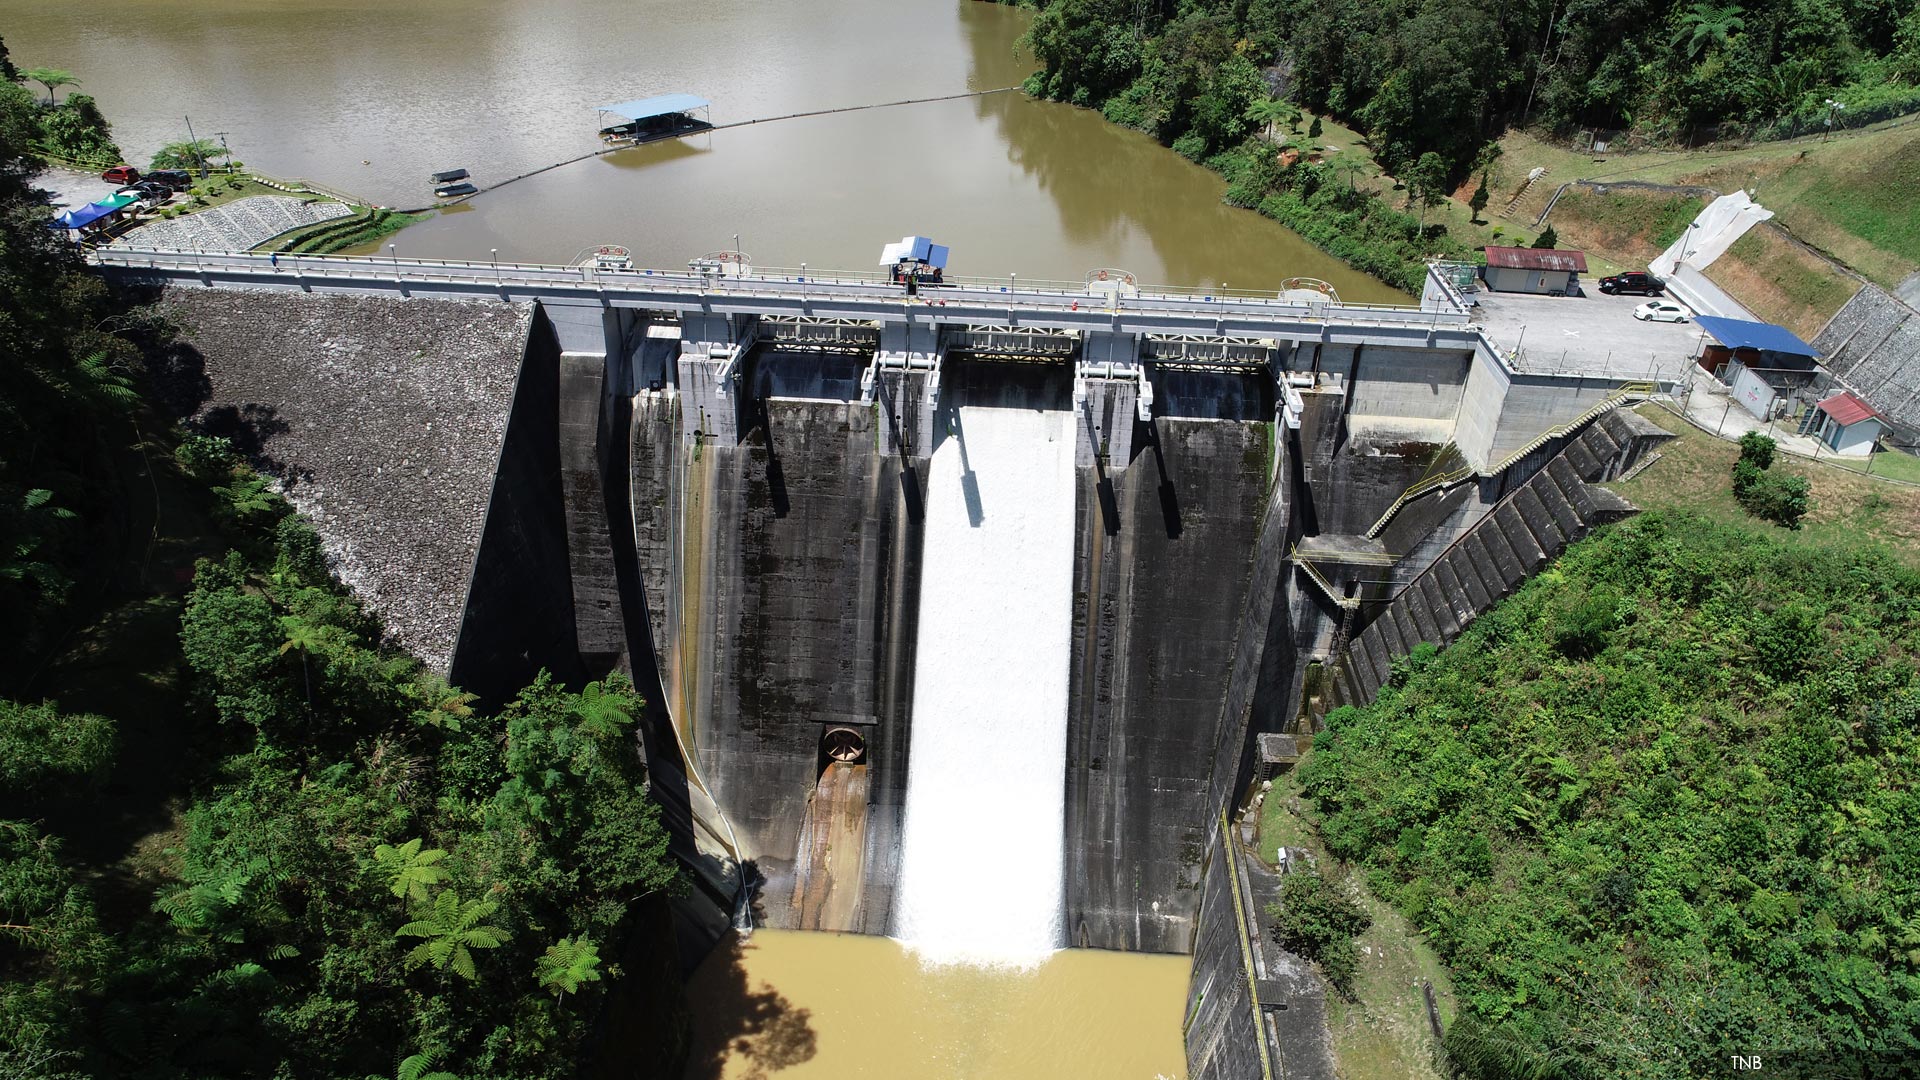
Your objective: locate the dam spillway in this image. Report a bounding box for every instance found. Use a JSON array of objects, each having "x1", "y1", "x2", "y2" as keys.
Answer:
[
  {"x1": 129, "y1": 268, "x2": 1675, "y2": 1078},
  {"x1": 895, "y1": 391, "x2": 1077, "y2": 967}
]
